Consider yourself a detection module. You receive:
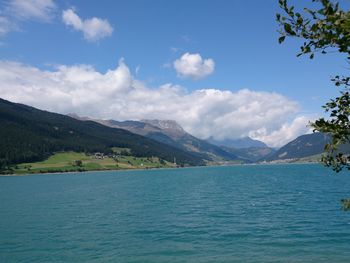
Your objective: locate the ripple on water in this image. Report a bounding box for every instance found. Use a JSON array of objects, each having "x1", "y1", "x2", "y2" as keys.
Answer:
[{"x1": 1, "y1": 164, "x2": 350, "y2": 263}]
